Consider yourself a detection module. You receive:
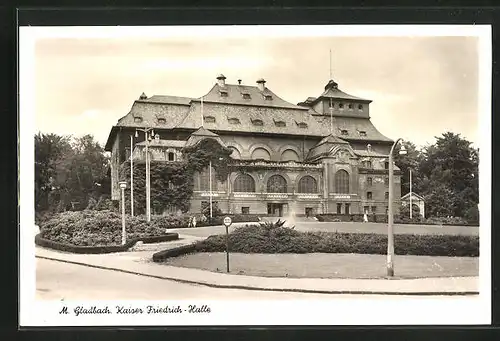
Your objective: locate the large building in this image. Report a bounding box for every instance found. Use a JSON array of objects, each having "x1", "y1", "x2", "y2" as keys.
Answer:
[{"x1": 104, "y1": 75, "x2": 401, "y2": 217}]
